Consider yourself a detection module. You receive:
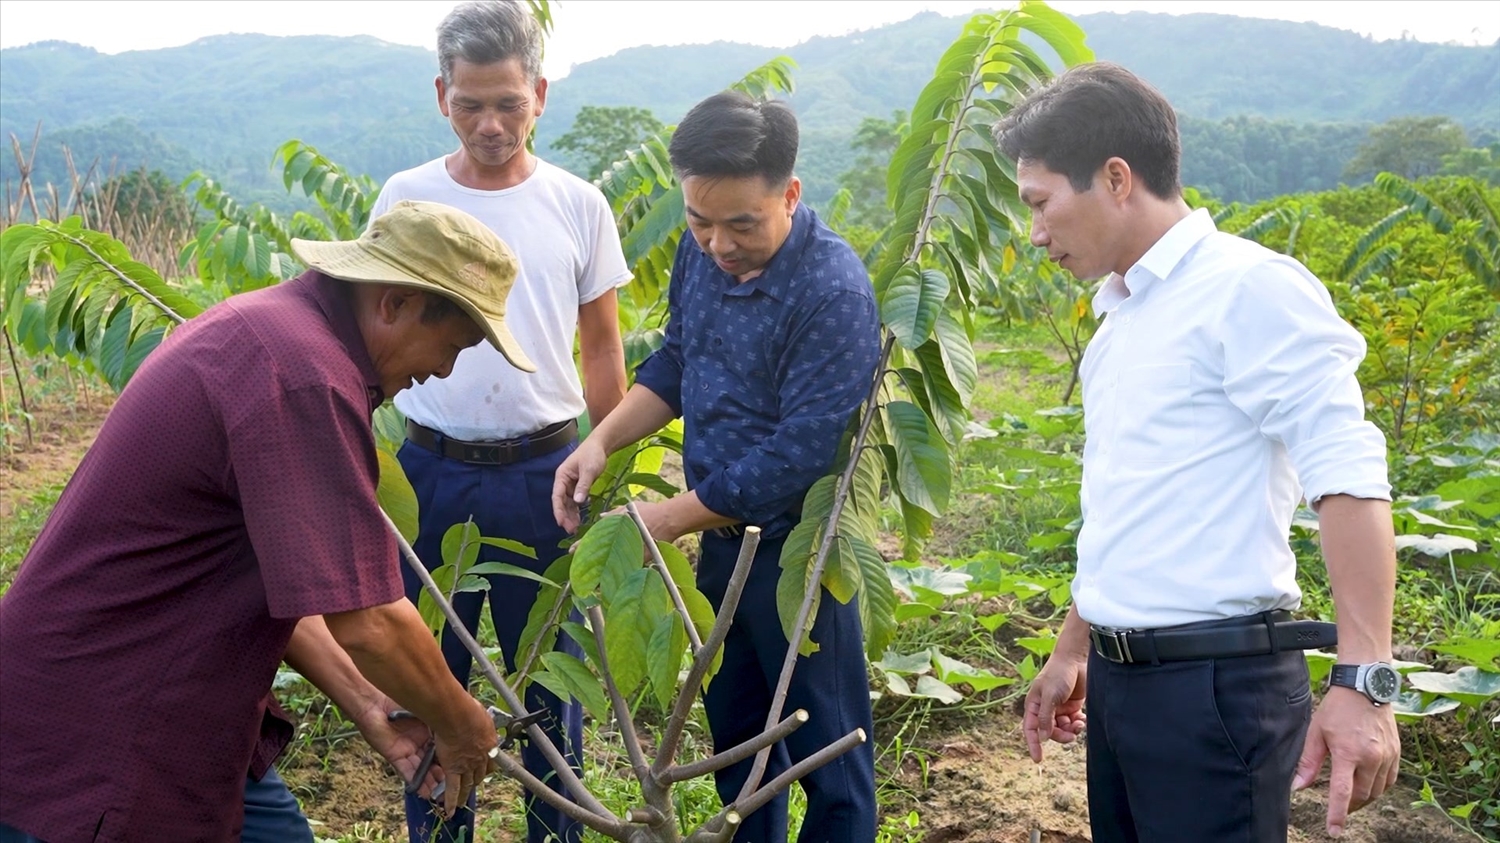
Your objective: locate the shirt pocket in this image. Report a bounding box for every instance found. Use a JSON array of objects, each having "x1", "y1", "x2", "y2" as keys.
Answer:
[{"x1": 1114, "y1": 363, "x2": 1196, "y2": 462}]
